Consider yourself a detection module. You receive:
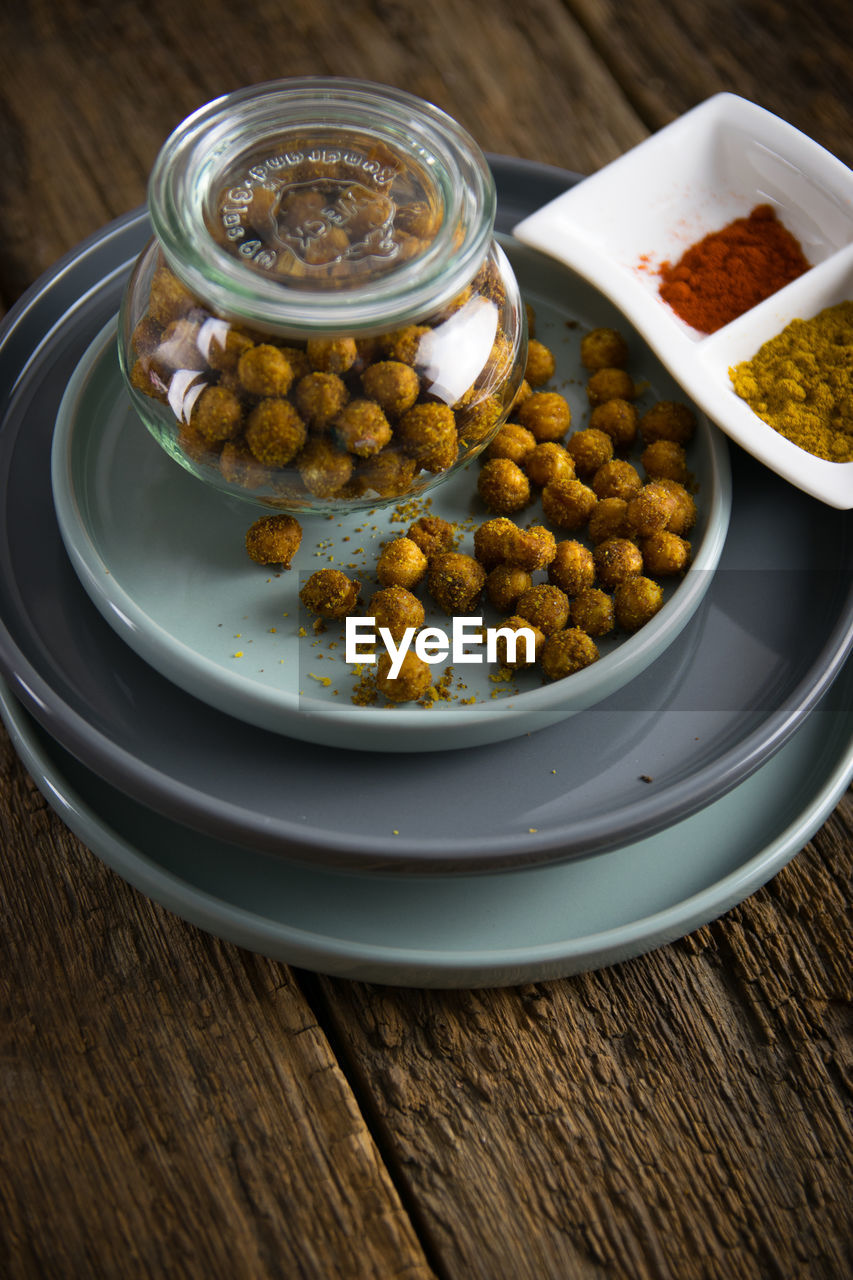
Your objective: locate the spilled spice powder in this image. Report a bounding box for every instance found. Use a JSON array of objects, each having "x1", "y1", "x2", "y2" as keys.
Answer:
[{"x1": 658, "y1": 204, "x2": 810, "y2": 334}]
